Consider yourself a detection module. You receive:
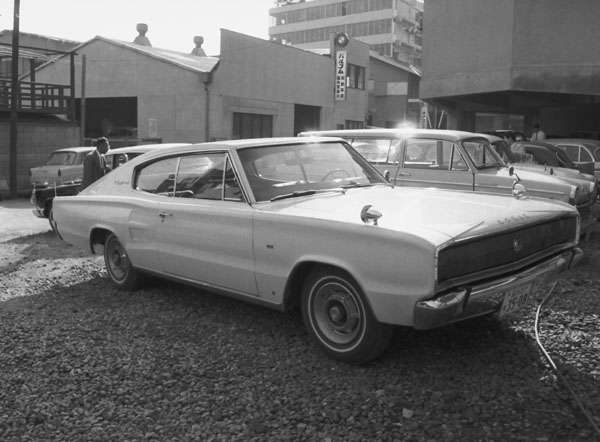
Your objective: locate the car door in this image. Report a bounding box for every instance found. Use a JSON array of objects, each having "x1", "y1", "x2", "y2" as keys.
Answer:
[
  {"x1": 394, "y1": 138, "x2": 474, "y2": 191},
  {"x1": 154, "y1": 152, "x2": 258, "y2": 296}
]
